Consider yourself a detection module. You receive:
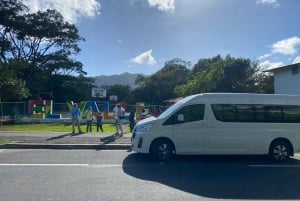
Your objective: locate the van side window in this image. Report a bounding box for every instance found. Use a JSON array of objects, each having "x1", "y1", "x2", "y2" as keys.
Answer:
[
  {"x1": 282, "y1": 106, "x2": 300, "y2": 122},
  {"x1": 212, "y1": 104, "x2": 300, "y2": 123},
  {"x1": 163, "y1": 104, "x2": 205, "y2": 125},
  {"x1": 264, "y1": 105, "x2": 282, "y2": 122},
  {"x1": 222, "y1": 104, "x2": 236, "y2": 122}
]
